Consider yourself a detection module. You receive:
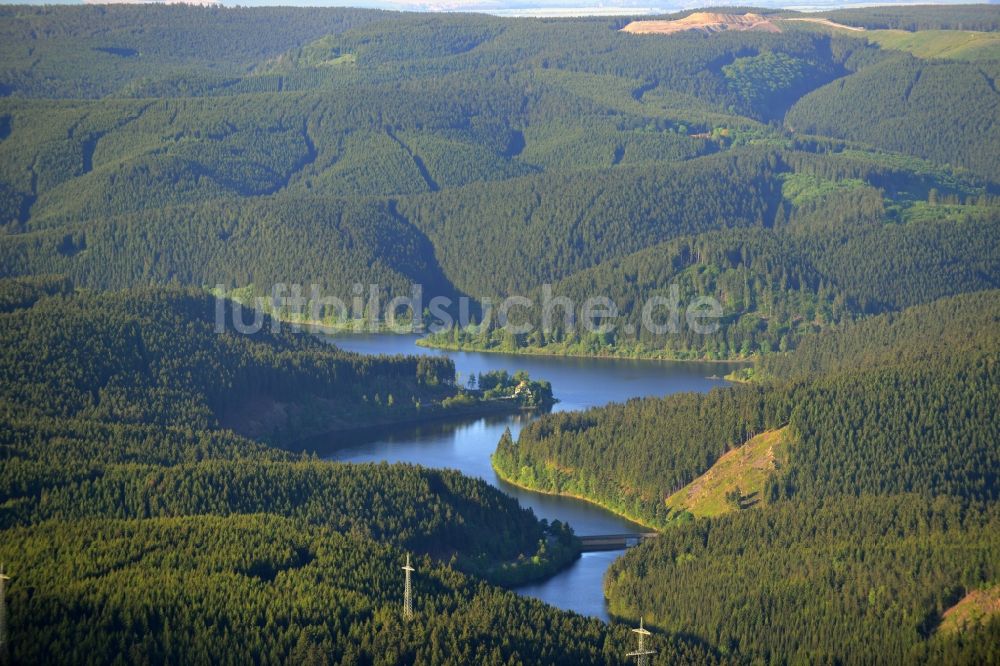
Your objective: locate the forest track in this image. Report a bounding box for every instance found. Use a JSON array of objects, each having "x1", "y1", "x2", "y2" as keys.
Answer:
[{"x1": 777, "y1": 18, "x2": 866, "y2": 32}]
